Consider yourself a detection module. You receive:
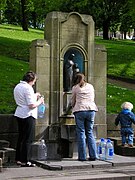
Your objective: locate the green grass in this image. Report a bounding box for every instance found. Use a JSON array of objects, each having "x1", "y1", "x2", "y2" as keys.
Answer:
[
  {"x1": 97, "y1": 37, "x2": 135, "y2": 113},
  {"x1": 0, "y1": 24, "x2": 135, "y2": 114},
  {"x1": 107, "y1": 83, "x2": 135, "y2": 114},
  {"x1": 0, "y1": 24, "x2": 43, "y2": 113},
  {"x1": 0, "y1": 24, "x2": 44, "y2": 61},
  {"x1": 0, "y1": 55, "x2": 29, "y2": 113},
  {"x1": 96, "y1": 38, "x2": 135, "y2": 79}
]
